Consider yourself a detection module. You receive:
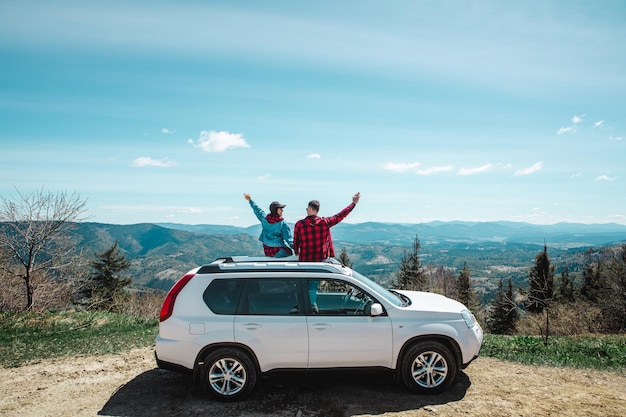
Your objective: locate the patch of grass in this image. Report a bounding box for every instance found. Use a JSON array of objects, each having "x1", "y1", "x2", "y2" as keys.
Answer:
[
  {"x1": 0, "y1": 311, "x2": 158, "y2": 368},
  {"x1": 482, "y1": 334, "x2": 626, "y2": 371},
  {"x1": 2, "y1": 311, "x2": 624, "y2": 374}
]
